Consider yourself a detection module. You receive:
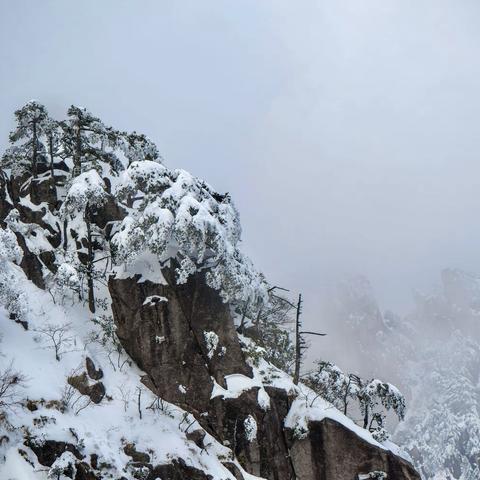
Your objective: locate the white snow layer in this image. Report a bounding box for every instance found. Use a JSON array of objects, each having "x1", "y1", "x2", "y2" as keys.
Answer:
[
  {"x1": 0, "y1": 267, "x2": 409, "y2": 480},
  {"x1": 0, "y1": 269, "x2": 258, "y2": 480}
]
